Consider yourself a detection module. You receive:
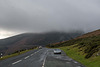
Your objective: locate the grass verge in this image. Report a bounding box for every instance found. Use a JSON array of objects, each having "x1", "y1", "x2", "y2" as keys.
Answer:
[
  {"x1": 0, "y1": 48, "x2": 36, "y2": 60},
  {"x1": 59, "y1": 45, "x2": 100, "y2": 67}
]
